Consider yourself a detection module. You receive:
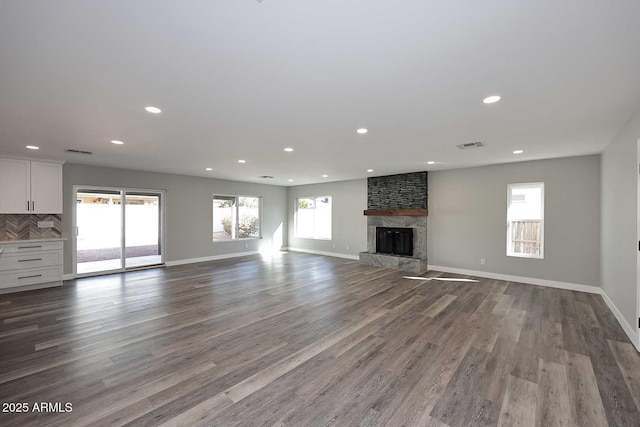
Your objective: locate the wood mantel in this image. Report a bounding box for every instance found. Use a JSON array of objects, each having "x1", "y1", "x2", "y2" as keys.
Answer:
[{"x1": 363, "y1": 209, "x2": 428, "y2": 216}]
